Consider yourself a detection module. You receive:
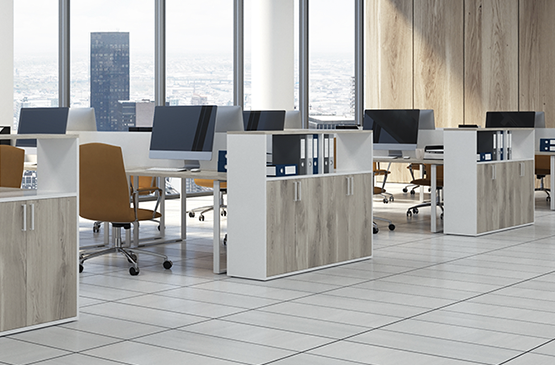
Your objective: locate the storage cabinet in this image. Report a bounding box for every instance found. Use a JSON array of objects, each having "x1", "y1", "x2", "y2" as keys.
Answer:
[
  {"x1": 0, "y1": 134, "x2": 78, "y2": 336},
  {"x1": 228, "y1": 130, "x2": 373, "y2": 280},
  {"x1": 0, "y1": 197, "x2": 77, "y2": 332},
  {"x1": 265, "y1": 173, "x2": 373, "y2": 277},
  {"x1": 445, "y1": 128, "x2": 534, "y2": 236}
]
